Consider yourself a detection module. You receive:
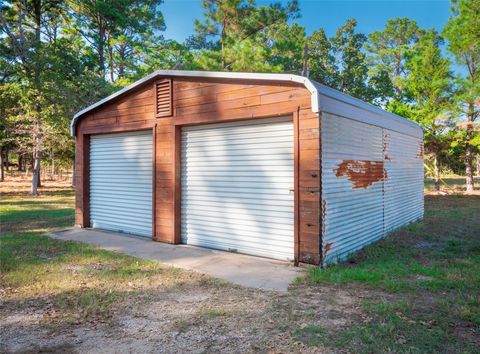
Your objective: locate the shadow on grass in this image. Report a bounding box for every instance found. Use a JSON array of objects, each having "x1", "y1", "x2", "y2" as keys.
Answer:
[
  {"x1": 0, "y1": 233, "x2": 213, "y2": 325},
  {"x1": 0, "y1": 210, "x2": 74, "y2": 233},
  {"x1": 0, "y1": 189, "x2": 74, "y2": 198},
  {"x1": 2, "y1": 208, "x2": 74, "y2": 222}
]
